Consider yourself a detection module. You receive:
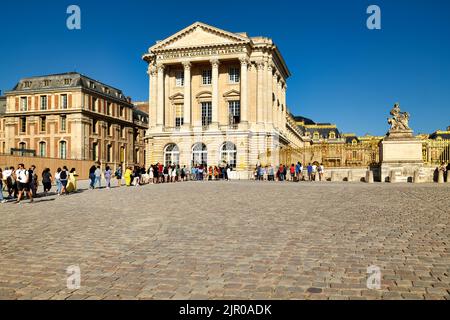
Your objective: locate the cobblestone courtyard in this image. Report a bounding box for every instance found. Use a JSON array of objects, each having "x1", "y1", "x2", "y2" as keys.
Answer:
[{"x1": 0, "y1": 181, "x2": 449, "y2": 300}]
